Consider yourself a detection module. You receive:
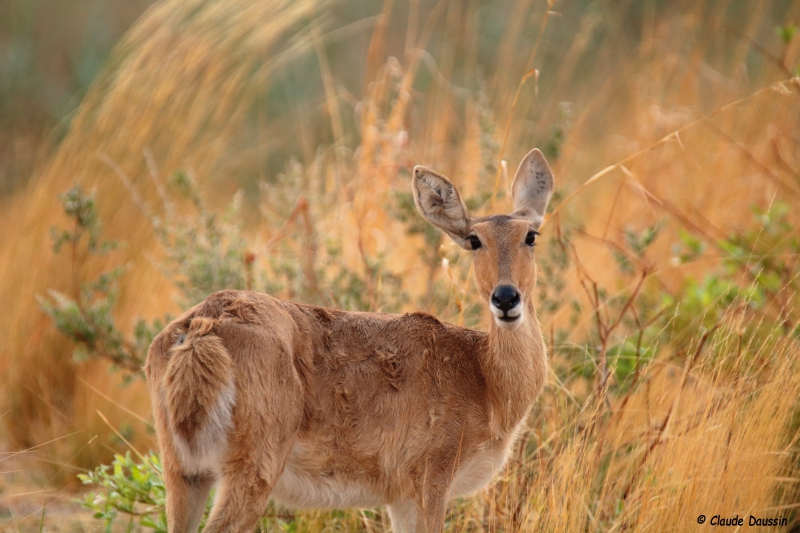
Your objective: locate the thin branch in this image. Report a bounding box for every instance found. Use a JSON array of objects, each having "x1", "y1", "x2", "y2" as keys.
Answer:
[{"x1": 725, "y1": 25, "x2": 793, "y2": 77}]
